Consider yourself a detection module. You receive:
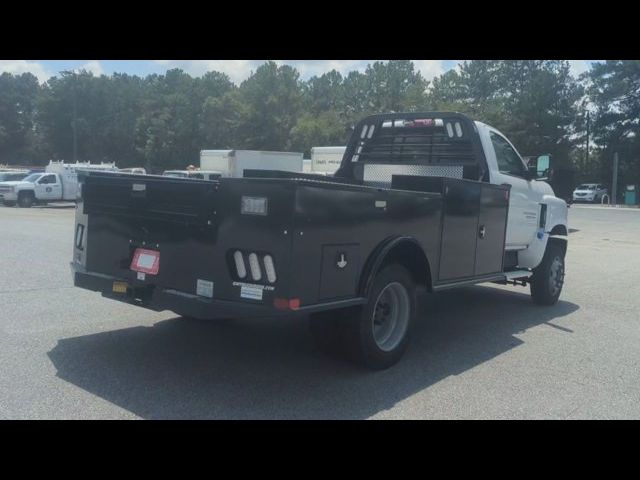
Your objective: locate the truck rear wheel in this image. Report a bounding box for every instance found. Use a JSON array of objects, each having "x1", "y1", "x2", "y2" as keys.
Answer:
[
  {"x1": 311, "y1": 264, "x2": 416, "y2": 370},
  {"x1": 17, "y1": 192, "x2": 34, "y2": 208},
  {"x1": 530, "y1": 242, "x2": 565, "y2": 305}
]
